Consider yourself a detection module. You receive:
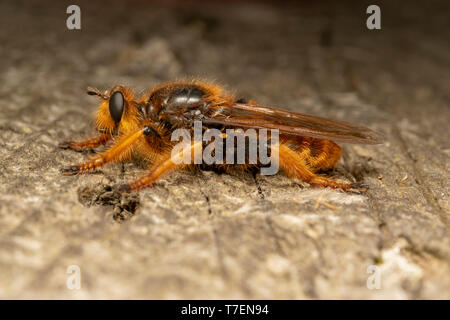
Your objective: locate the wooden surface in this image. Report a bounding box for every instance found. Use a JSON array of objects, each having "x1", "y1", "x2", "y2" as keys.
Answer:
[{"x1": 0, "y1": 0, "x2": 448, "y2": 299}]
